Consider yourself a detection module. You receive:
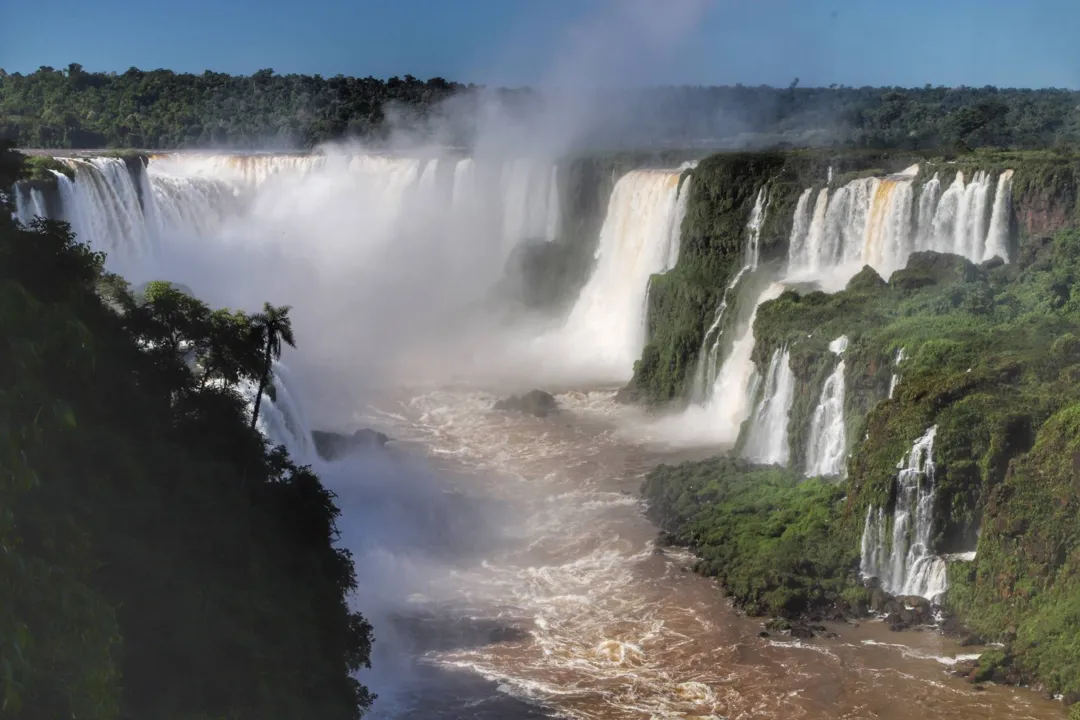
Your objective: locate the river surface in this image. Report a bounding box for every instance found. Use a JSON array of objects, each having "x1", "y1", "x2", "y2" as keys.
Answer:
[{"x1": 336, "y1": 387, "x2": 1066, "y2": 720}]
